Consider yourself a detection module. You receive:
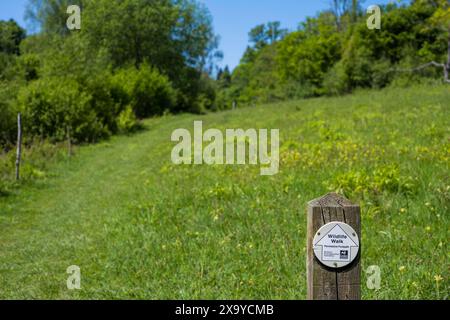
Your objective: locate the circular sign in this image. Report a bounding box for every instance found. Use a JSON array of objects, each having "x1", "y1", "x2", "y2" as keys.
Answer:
[{"x1": 312, "y1": 222, "x2": 359, "y2": 269}]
